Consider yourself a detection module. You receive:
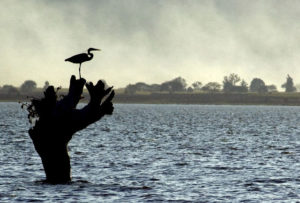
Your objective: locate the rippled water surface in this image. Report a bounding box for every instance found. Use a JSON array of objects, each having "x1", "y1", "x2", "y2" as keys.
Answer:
[{"x1": 1, "y1": 102, "x2": 300, "y2": 202}]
